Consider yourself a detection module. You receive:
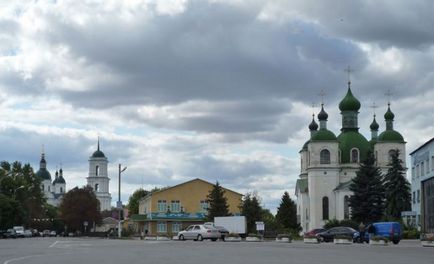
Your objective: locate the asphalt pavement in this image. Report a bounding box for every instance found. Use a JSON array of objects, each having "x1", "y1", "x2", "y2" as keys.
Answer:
[{"x1": 0, "y1": 237, "x2": 432, "y2": 264}]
